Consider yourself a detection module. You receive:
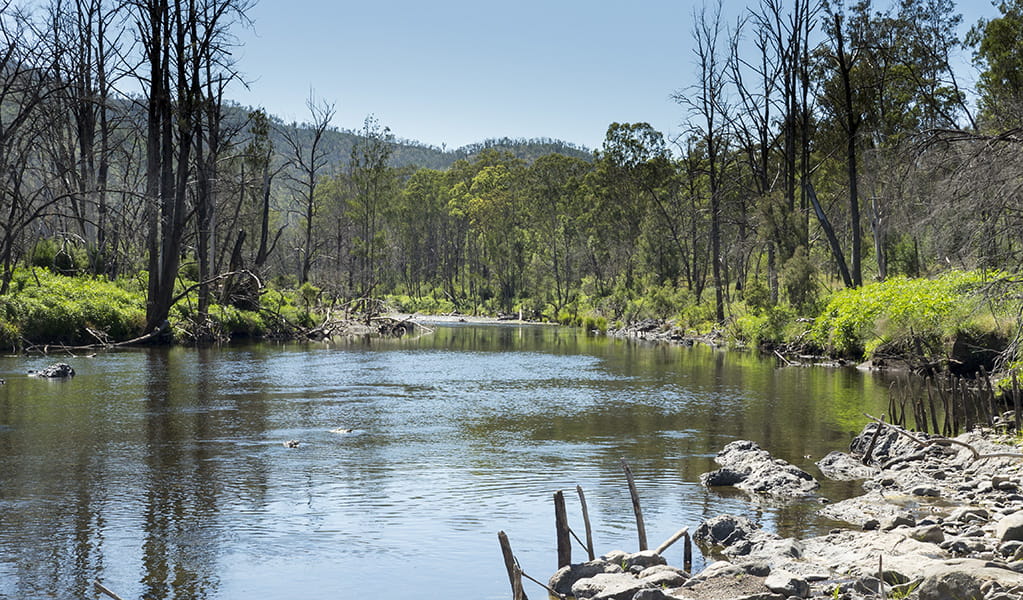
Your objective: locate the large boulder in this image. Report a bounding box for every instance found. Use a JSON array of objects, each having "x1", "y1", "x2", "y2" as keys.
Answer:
[
  {"x1": 816, "y1": 451, "x2": 878, "y2": 481},
  {"x1": 549, "y1": 559, "x2": 624, "y2": 597},
  {"x1": 693, "y1": 514, "x2": 762, "y2": 549},
  {"x1": 700, "y1": 440, "x2": 818, "y2": 499},
  {"x1": 996, "y1": 512, "x2": 1023, "y2": 543},
  {"x1": 570, "y1": 573, "x2": 654, "y2": 600}
]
